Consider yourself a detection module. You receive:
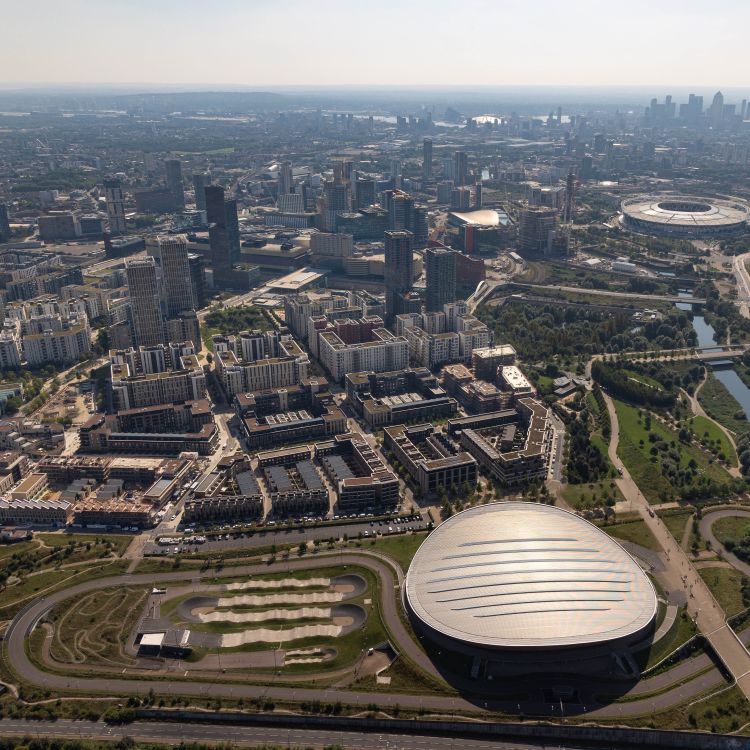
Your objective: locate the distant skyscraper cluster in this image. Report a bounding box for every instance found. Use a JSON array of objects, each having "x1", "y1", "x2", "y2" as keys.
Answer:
[{"x1": 646, "y1": 91, "x2": 743, "y2": 129}]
